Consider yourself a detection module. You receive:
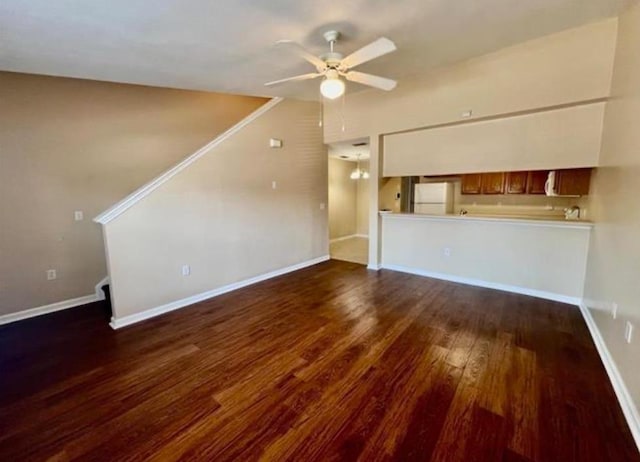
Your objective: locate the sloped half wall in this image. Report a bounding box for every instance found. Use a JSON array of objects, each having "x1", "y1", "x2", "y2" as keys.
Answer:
[{"x1": 102, "y1": 99, "x2": 328, "y2": 323}]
